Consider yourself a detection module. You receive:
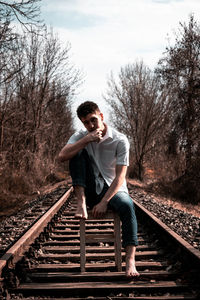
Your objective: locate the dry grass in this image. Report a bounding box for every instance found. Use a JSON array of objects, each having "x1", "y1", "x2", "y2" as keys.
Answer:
[{"x1": 0, "y1": 166, "x2": 69, "y2": 220}]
